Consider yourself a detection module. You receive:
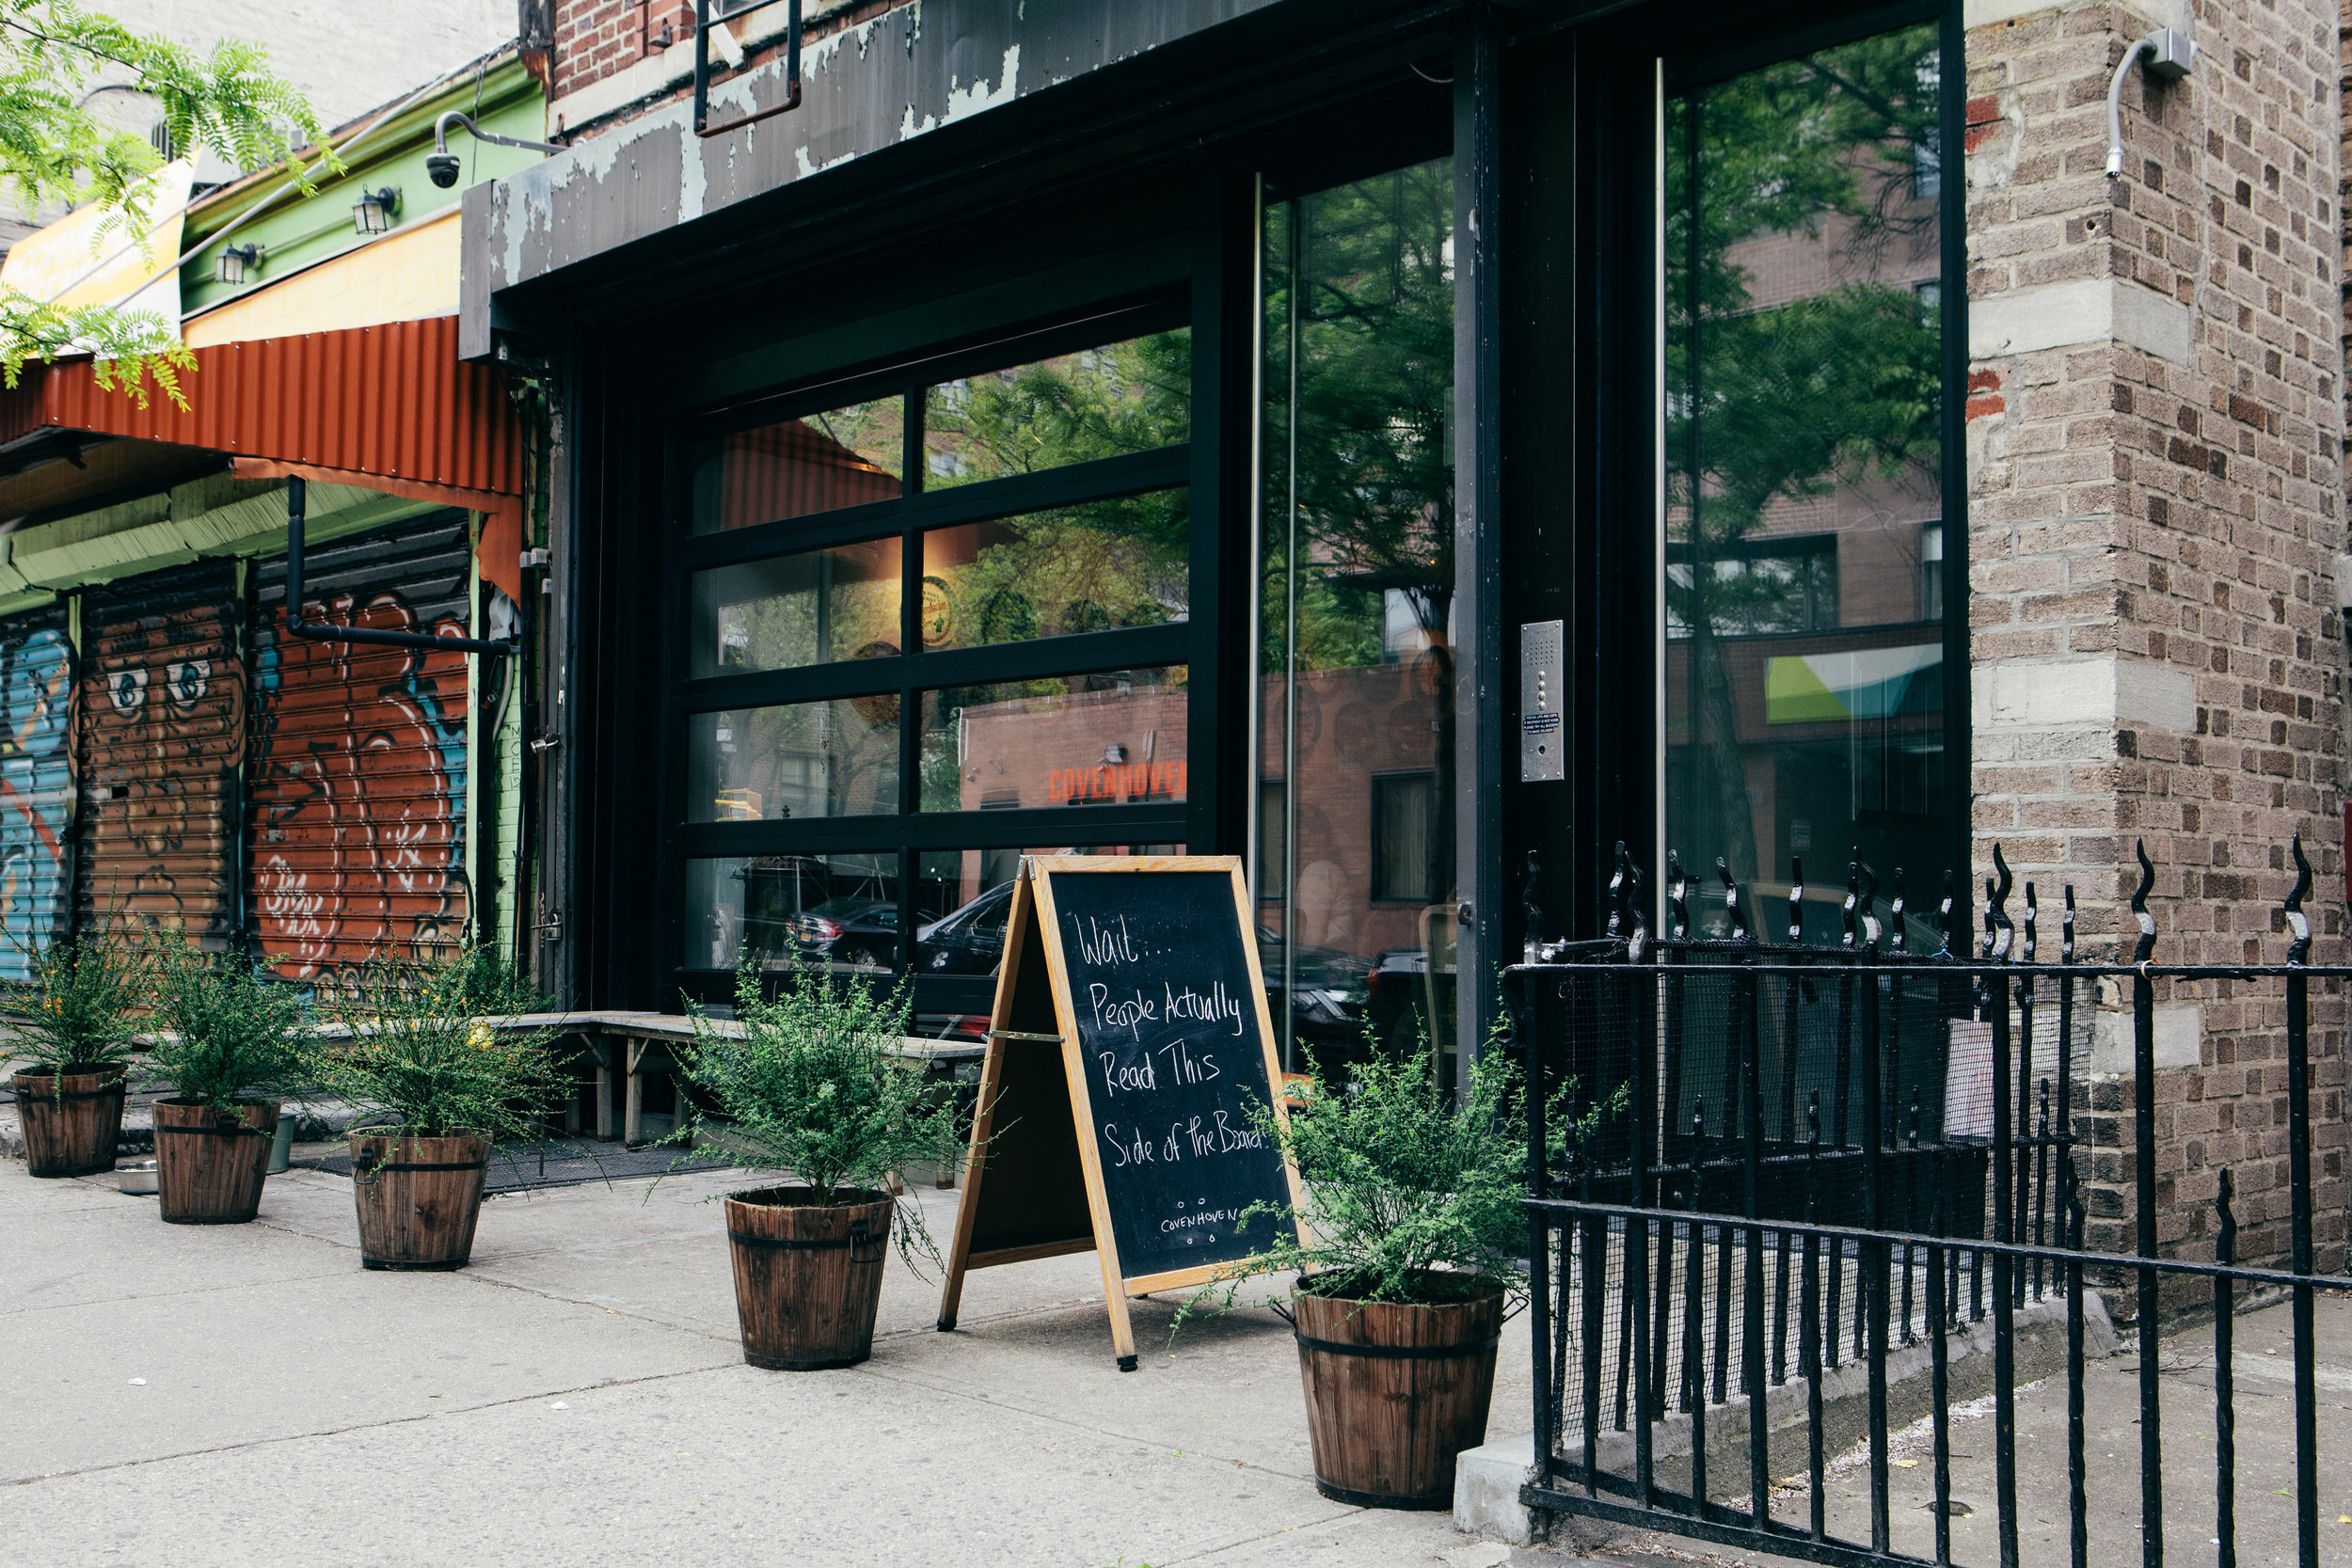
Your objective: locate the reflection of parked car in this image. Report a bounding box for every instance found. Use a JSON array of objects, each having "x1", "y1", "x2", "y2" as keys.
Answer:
[
  {"x1": 790, "y1": 897, "x2": 898, "y2": 969},
  {"x1": 1255, "y1": 927, "x2": 1371, "y2": 1049},
  {"x1": 915, "y1": 881, "x2": 1015, "y2": 974}
]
